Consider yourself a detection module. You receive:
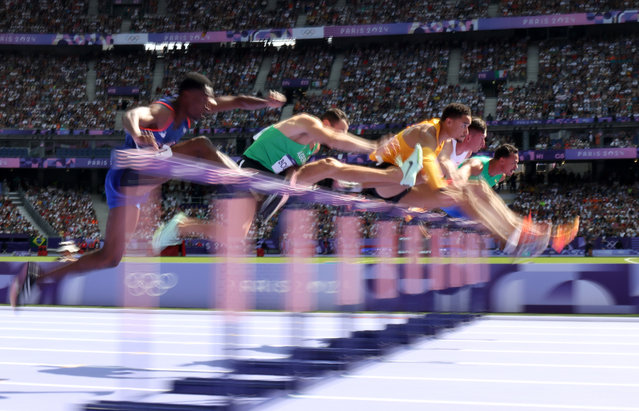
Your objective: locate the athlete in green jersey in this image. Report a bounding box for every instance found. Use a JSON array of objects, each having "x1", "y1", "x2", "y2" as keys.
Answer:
[
  {"x1": 151, "y1": 108, "x2": 415, "y2": 252},
  {"x1": 458, "y1": 144, "x2": 519, "y2": 188}
]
